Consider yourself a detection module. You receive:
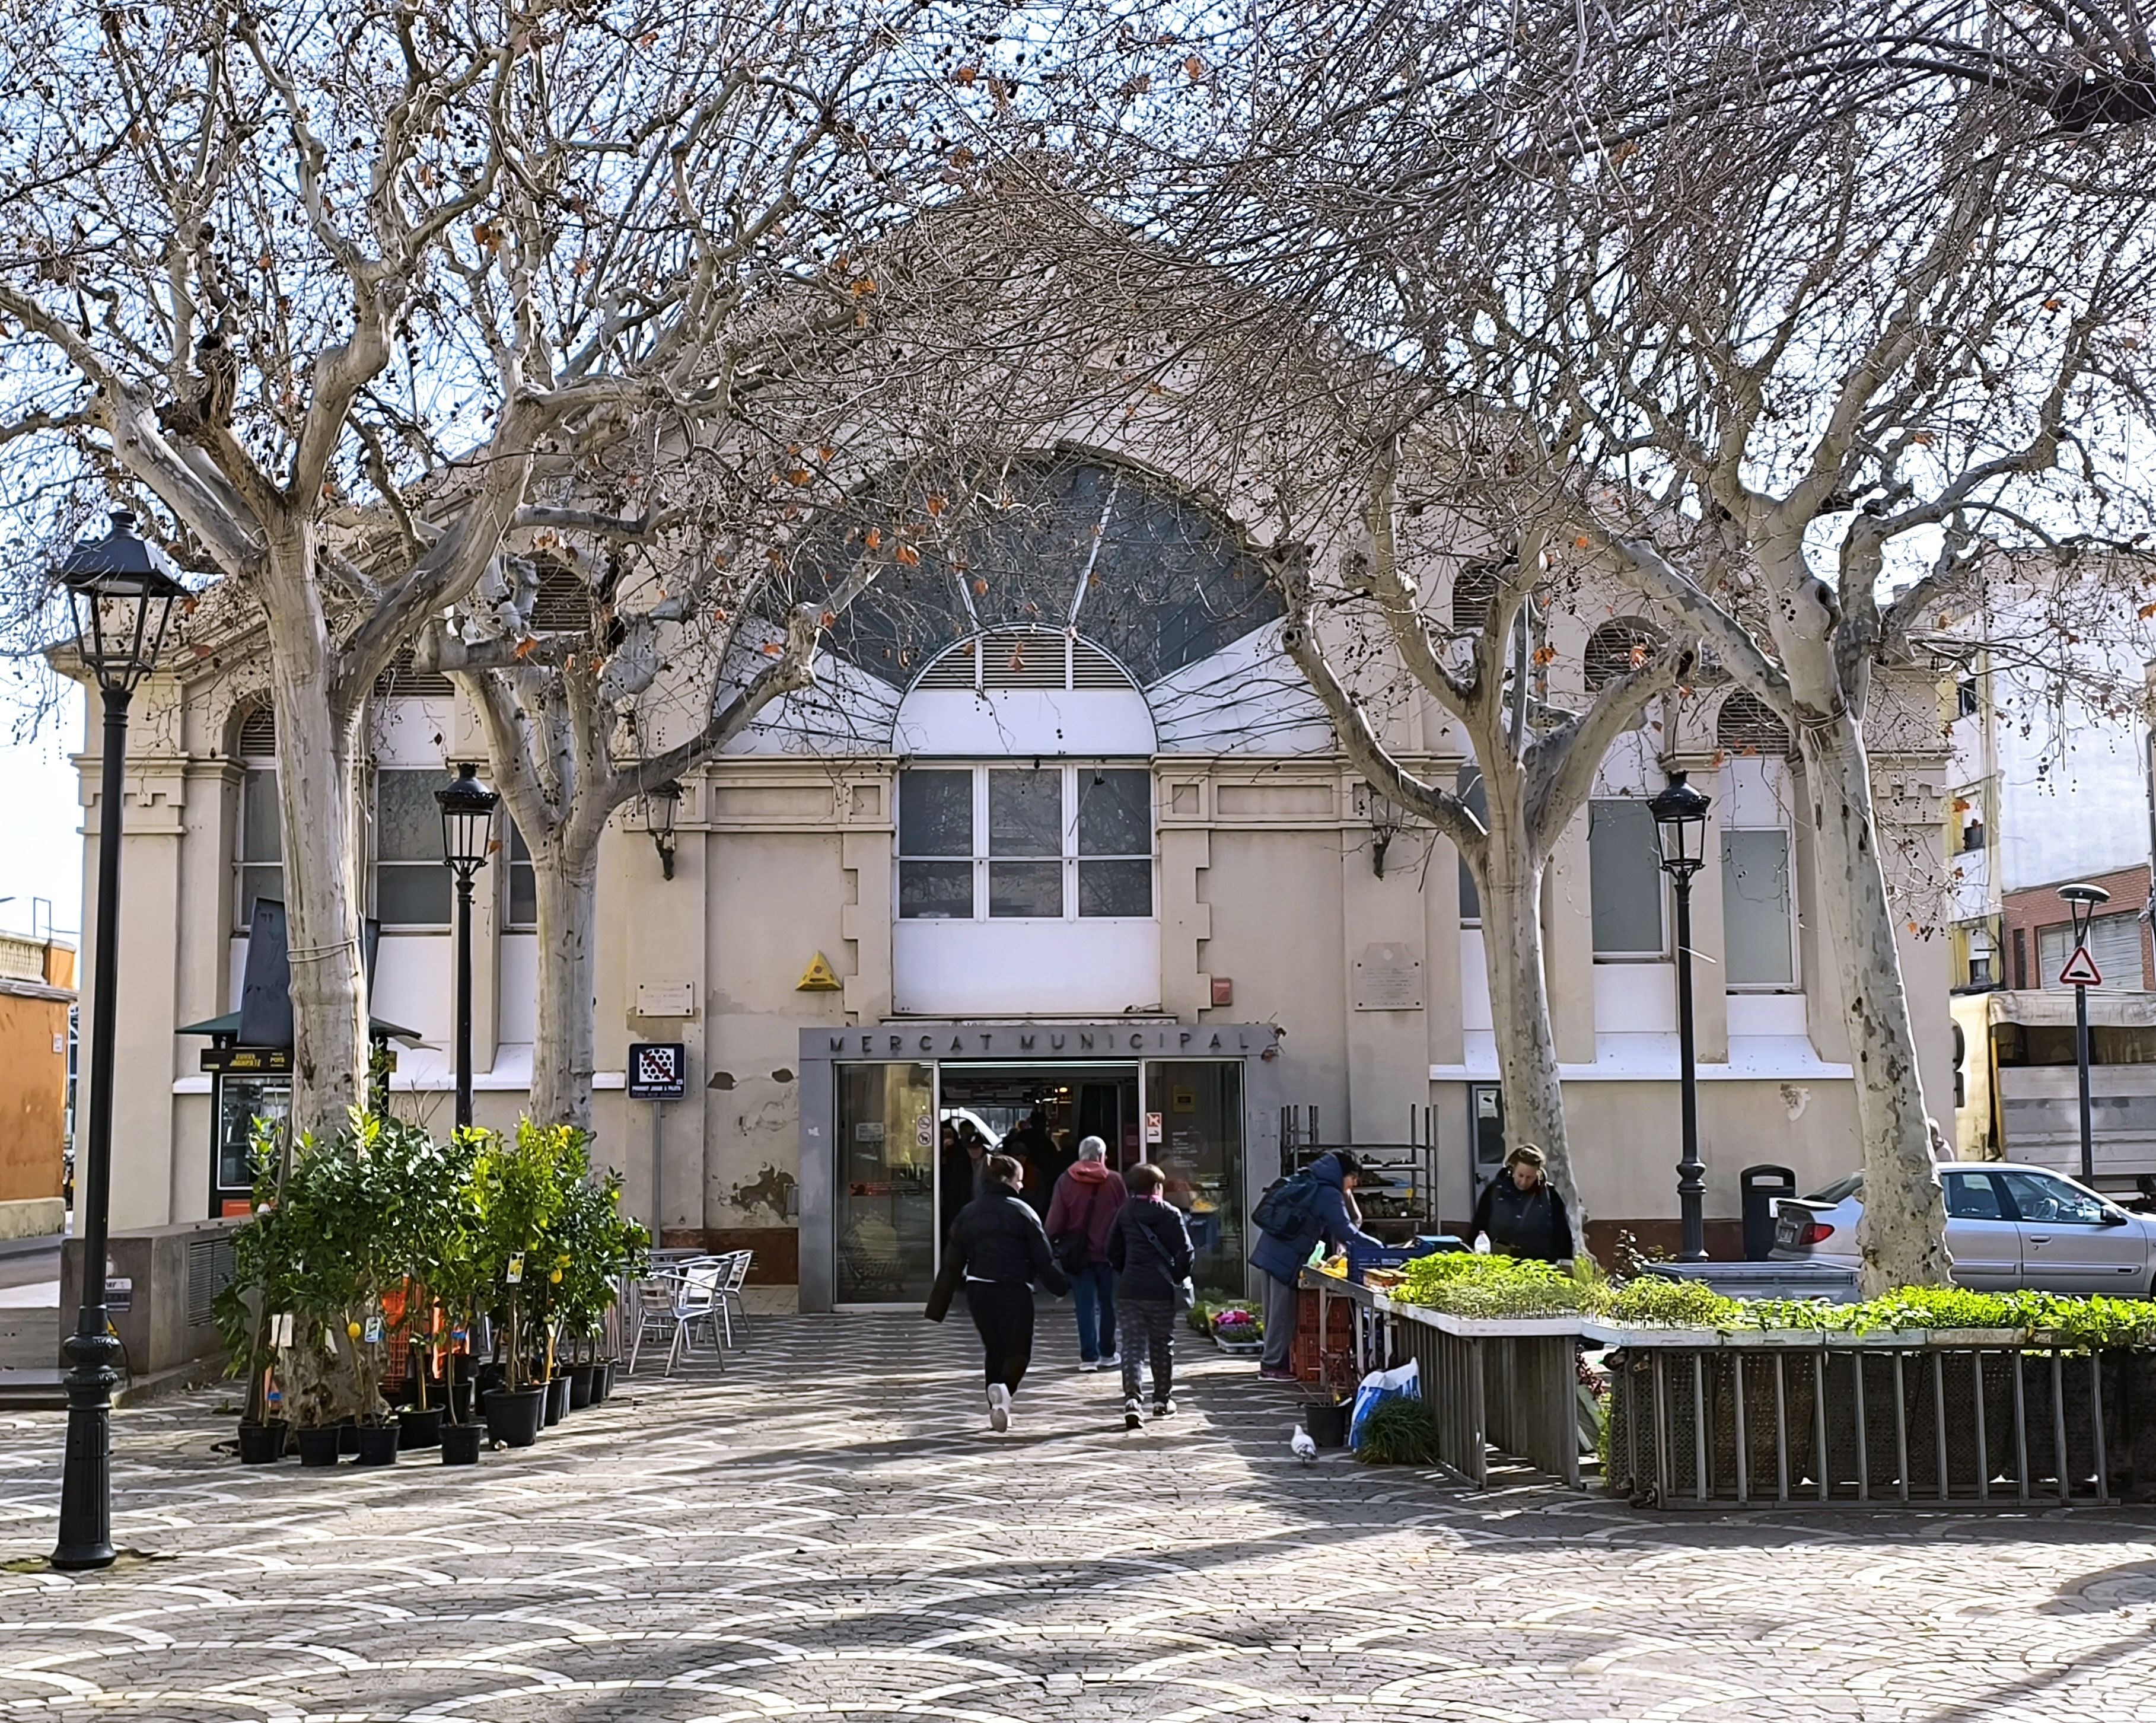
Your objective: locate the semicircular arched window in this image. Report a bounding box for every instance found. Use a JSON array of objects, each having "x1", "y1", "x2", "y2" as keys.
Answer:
[
  {"x1": 1716, "y1": 690, "x2": 1793, "y2": 757},
  {"x1": 1583, "y1": 618, "x2": 1667, "y2": 693},
  {"x1": 801, "y1": 457, "x2": 1282, "y2": 693}
]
